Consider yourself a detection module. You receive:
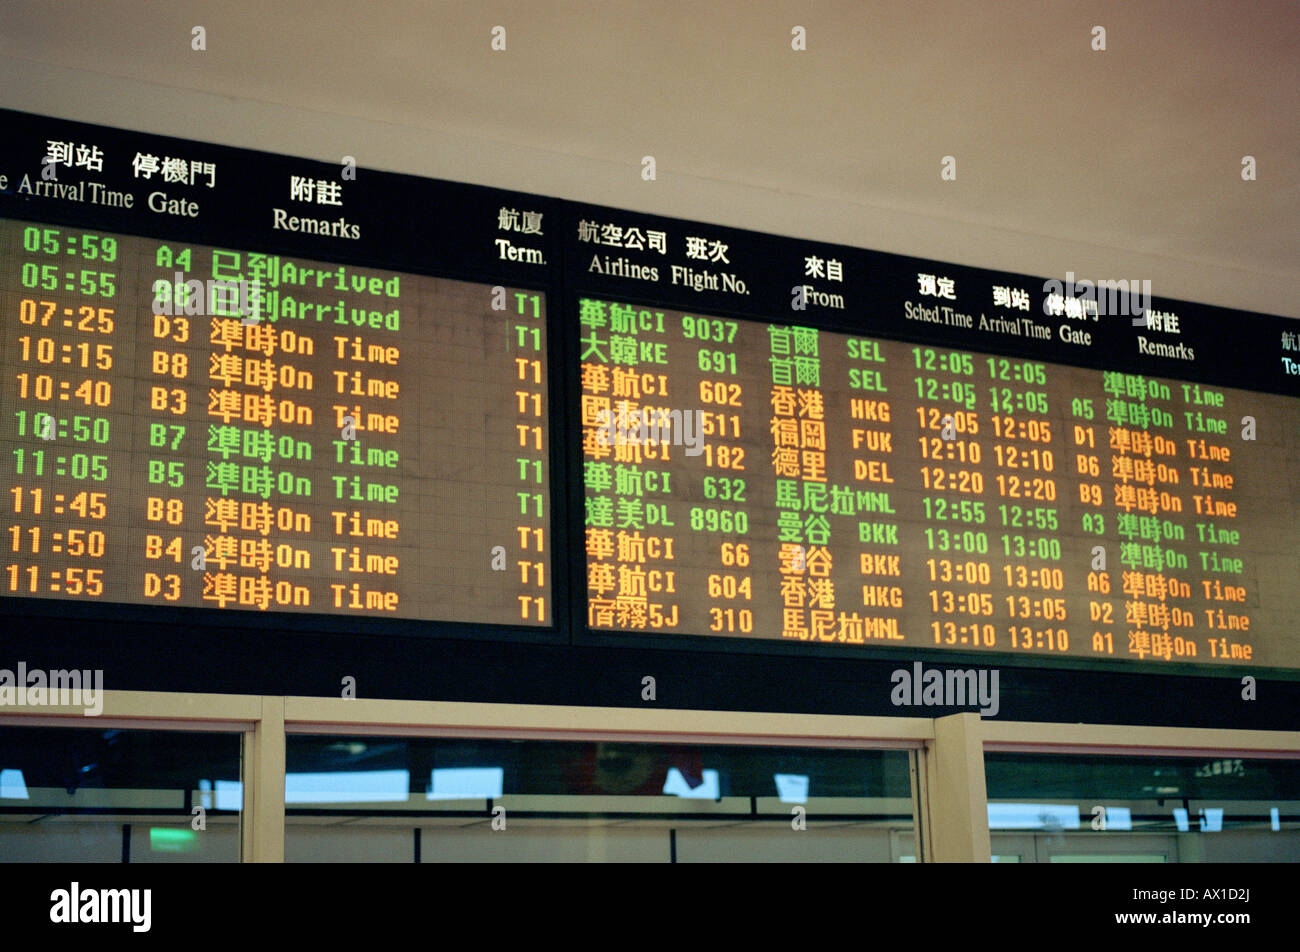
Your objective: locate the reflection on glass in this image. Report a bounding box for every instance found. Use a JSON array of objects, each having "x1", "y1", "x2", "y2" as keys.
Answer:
[
  {"x1": 662, "y1": 768, "x2": 719, "y2": 799},
  {"x1": 774, "y1": 774, "x2": 809, "y2": 803},
  {"x1": 214, "y1": 780, "x2": 242, "y2": 811},
  {"x1": 149, "y1": 827, "x2": 199, "y2": 853},
  {"x1": 283, "y1": 736, "x2": 915, "y2": 863},
  {"x1": 427, "y1": 767, "x2": 504, "y2": 801},
  {"x1": 986, "y1": 752, "x2": 1300, "y2": 862},
  {"x1": 287, "y1": 770, "x2": 409, "y2": 804},
  {"x1": 0, "y1": 726, "x2": 241, "y2": 863},
  {"x1": 988, "y1": 803, "x2": 1080, "y2": 830},
  {"x1": 1, "y1": 768, "x2": 29, "y2": 799}
]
